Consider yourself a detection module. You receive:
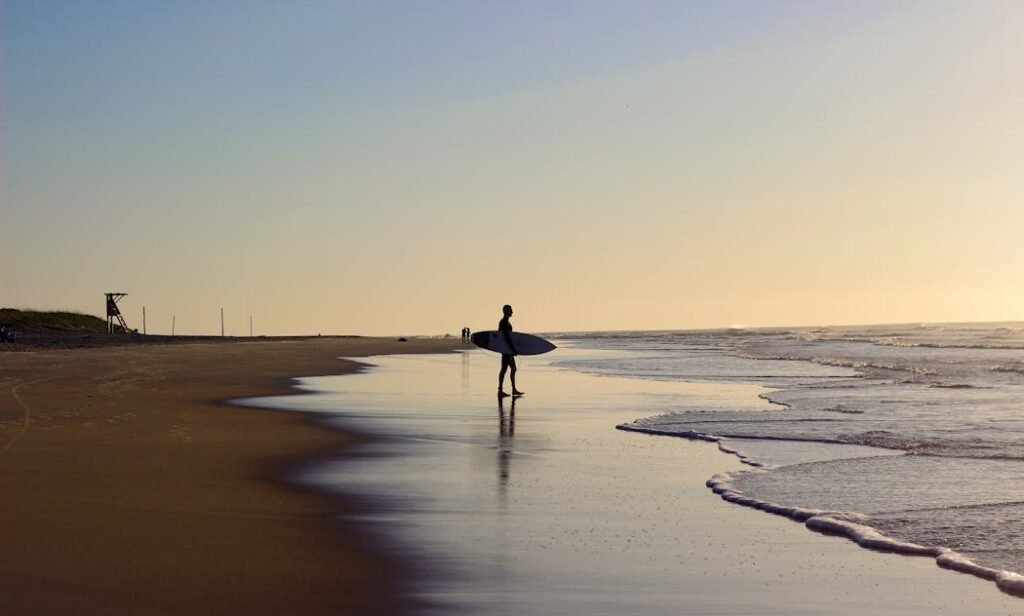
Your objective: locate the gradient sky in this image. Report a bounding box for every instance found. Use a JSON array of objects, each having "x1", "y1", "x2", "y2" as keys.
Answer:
[{"x1": 3, "y1": 1, "x2": 1022, "y2": 335}]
